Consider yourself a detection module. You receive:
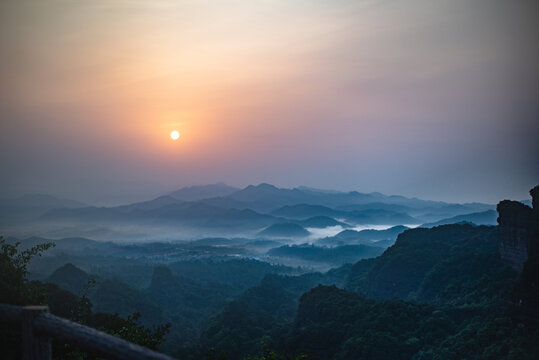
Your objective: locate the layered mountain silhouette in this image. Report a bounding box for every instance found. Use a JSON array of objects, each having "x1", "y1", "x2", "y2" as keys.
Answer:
[
  {"x1": 169, "y1": 183, "x2": 239, "y2": 202},
  {"x1": 420, "y1": 210, "x2": 497, "y2": 227},
  {"x1": 318, "y1": 225, "x2": 409, "y2": 247},
  {"x1": 258, "y1": 223, "x2": 310, "y2": 237},
  {"x1": 0, "y1": 194, "x2": 87, "y2": 225},
  {"x1": 296, "y1": 216, "x2": 350, "y2": 228},
  {"x1": 4, "y1": 183, "x2": 495, "y2": 240}
]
